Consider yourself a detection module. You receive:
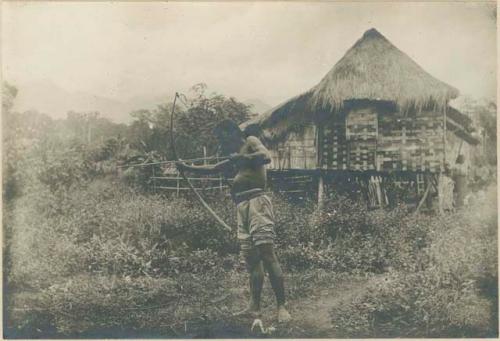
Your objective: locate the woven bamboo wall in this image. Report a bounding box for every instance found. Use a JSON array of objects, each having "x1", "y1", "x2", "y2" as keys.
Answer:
[
  {"x1": 269, "y1": 125, "x2": 317, "y2": 170},
  {"x1": 376, "y1": 110, "x2": 445, "y2": 172},
  {"x1": 321, "y1": 118, "x2": 348, "y2": 169},
  {"x1": 268, "y1": 106, "x2": 448, "y2": 172},
  {"x1": 345, "y1": 108, "x2": 378, "y2": 170}
]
